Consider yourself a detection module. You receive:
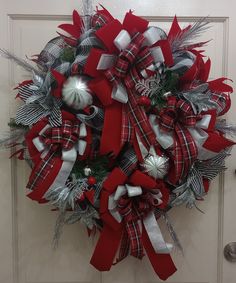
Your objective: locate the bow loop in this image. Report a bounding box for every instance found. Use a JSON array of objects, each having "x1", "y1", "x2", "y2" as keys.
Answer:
[
  {"x1": 158, "y1": 97, "x2": 201, "y2": 133},
  {"x1": 40, "y1": 120, "x2": 80, "y2": 150}
]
